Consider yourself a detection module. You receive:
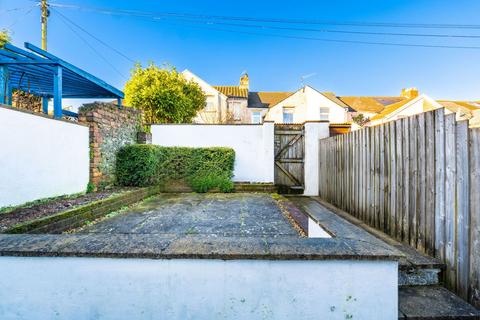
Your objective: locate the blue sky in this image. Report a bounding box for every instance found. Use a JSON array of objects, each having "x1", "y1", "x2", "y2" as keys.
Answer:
[{"x1": 1, "y1": 0, "x2": 479, "y2": 108}]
